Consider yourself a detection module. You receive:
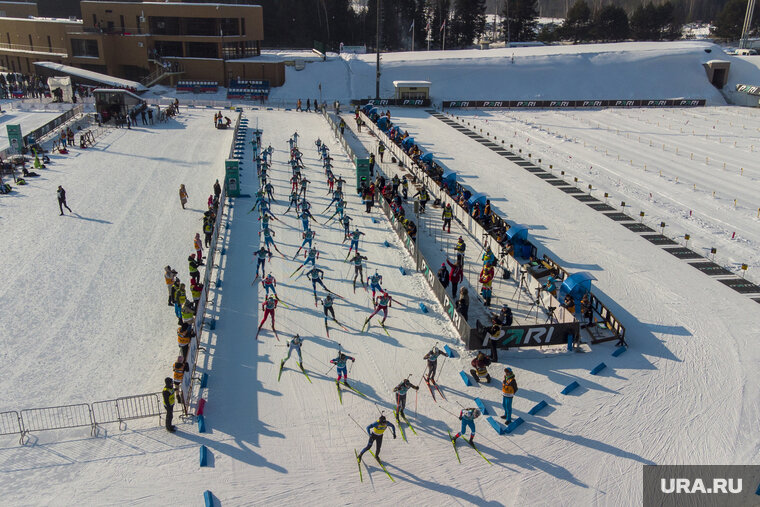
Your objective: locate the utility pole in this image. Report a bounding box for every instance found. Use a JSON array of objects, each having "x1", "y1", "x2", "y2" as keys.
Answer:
[
  {"x1": 740, "y1": 0, "x2": 756, "y2": 49},
  {"x1": 375, "y1": 0, "x2": 381, "y2": 99}
]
